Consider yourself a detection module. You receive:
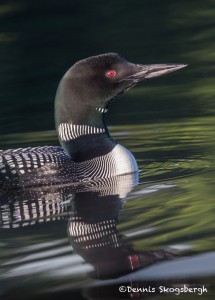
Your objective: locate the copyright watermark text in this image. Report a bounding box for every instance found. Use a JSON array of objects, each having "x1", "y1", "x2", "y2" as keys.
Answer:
[{"x1": 119, "y1": 285, "x2": 208, "y2": 296}]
